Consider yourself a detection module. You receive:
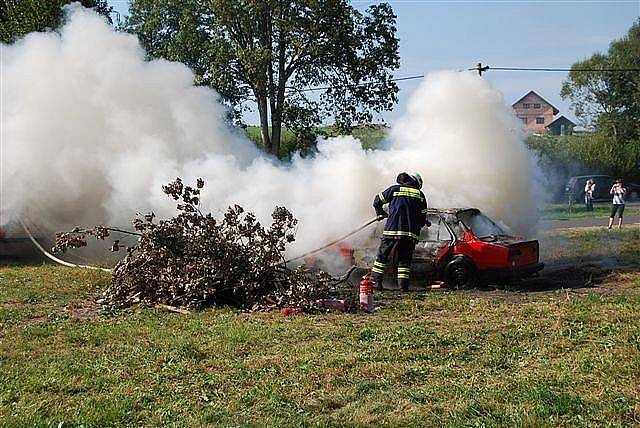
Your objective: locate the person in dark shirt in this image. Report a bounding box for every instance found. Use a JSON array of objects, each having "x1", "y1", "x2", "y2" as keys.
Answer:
[{"x1": 371, "y1": 172, "x2": 430, "y2": 291}]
